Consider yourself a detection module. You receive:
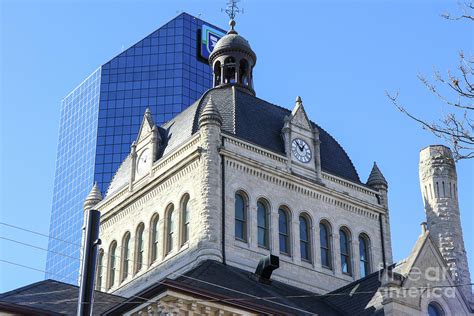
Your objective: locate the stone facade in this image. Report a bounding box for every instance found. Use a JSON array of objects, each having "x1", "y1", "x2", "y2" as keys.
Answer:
[
  {"x1": 91, "y1": 94, "x2": 393, "y2": 297},
  {"x1": 77, "y1": 20, "x2": 472, "y2": 316},
  {"x1": 379, "y1": 225, "x2": 472, "y2": 315},
  {"x1": 419, "y1": 145, "x2": 472, "y2": 302}
]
